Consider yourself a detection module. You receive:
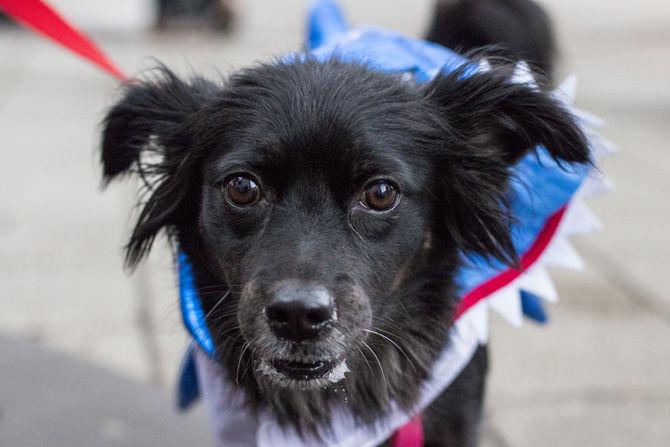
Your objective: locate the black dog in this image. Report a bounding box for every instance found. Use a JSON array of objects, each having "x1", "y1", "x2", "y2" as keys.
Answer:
[{"x1": 101, "y1": 1, "x2": 586, "y2": 445}]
